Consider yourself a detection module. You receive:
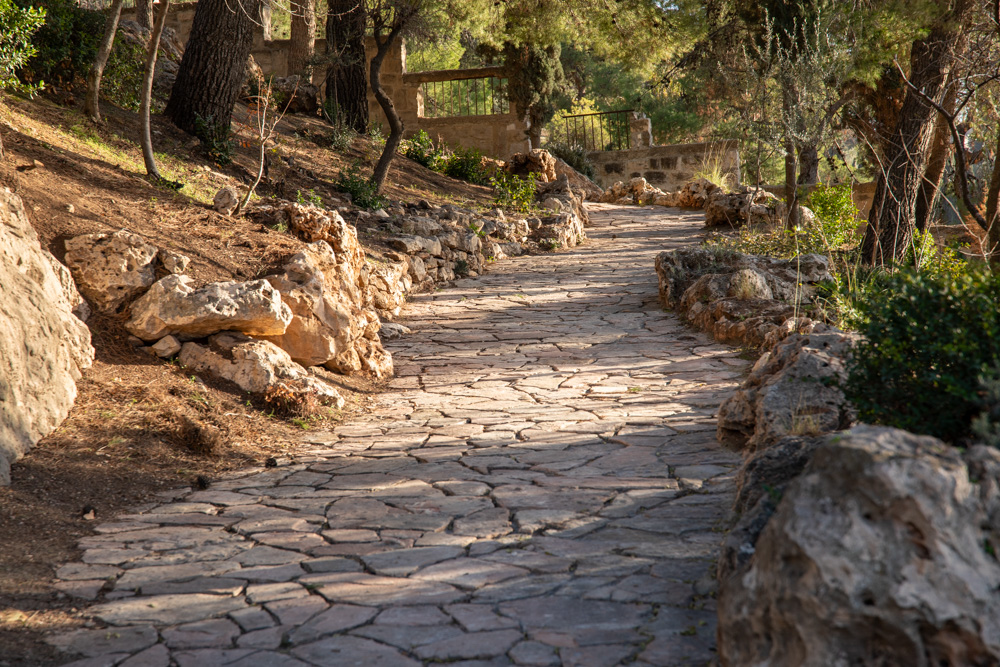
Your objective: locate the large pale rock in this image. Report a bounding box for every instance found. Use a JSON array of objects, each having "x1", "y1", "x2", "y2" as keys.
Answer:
[
  {"x1": 63, "y1": 230, "x2": 160, "y2": 313},
  {"x1": 718, "y1": 426, "x2": 1000, "y2": 666},
  {"x1": 704, "y1": 187, "x2": 786, "y2": 228},
  {"x1": 259, "y1": 242, "x2": 391, "y2": 379},
  {"x1": 178, "y1": 339, "x2": 343, "y2": 407},
  {"x1": 551, "y1": 156, "x2": 603, "y2": 201},
  {"x1": 0, "y1": 188, "x2": 94, "y2": 484},
  {"x1": 125, "y1": 275, "x2": 292, "y2": 341},
  {"x1": 716, "y1": 328, "x2": 858, "y2": 452},
  {"x1": 506, "y1": 149, "x2": 557, "y2": 183},
  {"x1": 674, "y1": 177, "x2": 719, "y2": 208}
]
